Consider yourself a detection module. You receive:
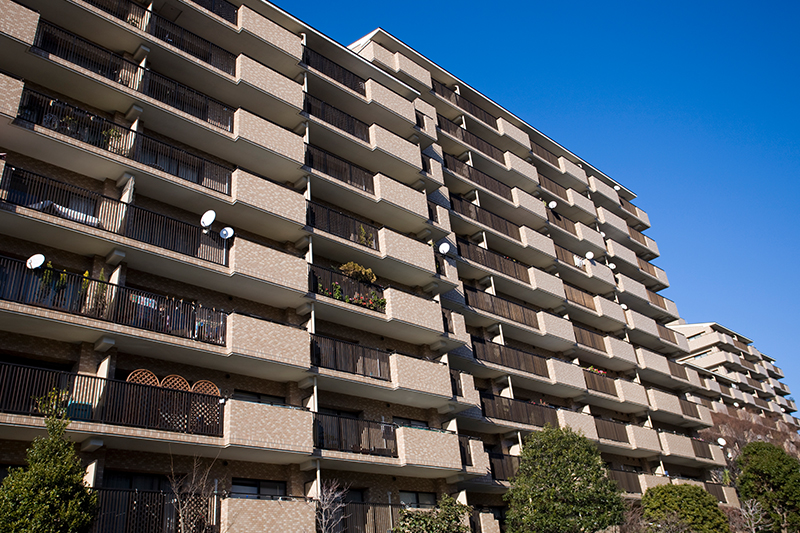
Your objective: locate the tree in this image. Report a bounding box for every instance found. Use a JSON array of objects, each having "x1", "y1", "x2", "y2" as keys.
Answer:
[
  {"x1": 737, "y1": 441, "x2": 800, "y2": 533},
  {"x1": 167, "y1": 455, "x2": 219, "y2": 533},
  {"x1": 0, "y1": 389, "x2": 97, "y2": 533},
  {"x1": 503, "y1": 425, "x2": 624, "y2": 533},
  {"x1": 727, "y1": 499, "x2": 774, "y2": 533},
  {"x1": 394, "y1": 494, "x2": 471, "y2": 533},
  {"x1": 641, "y1": 484, "x2": 730, "y2": 533},
  {"x1": 316, "y1": 480, "x2": 349, "y2": 533}
]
